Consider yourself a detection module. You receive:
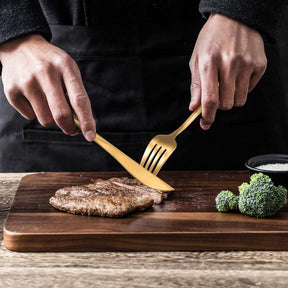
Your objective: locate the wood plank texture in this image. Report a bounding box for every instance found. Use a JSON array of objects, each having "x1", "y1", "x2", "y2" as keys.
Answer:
[
  {"x1": 3, "y1": 171, "x2": 288, "y2": 252},
  {"x1": 2, "y1": 268, "x2": 288, "y2": 288}
]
